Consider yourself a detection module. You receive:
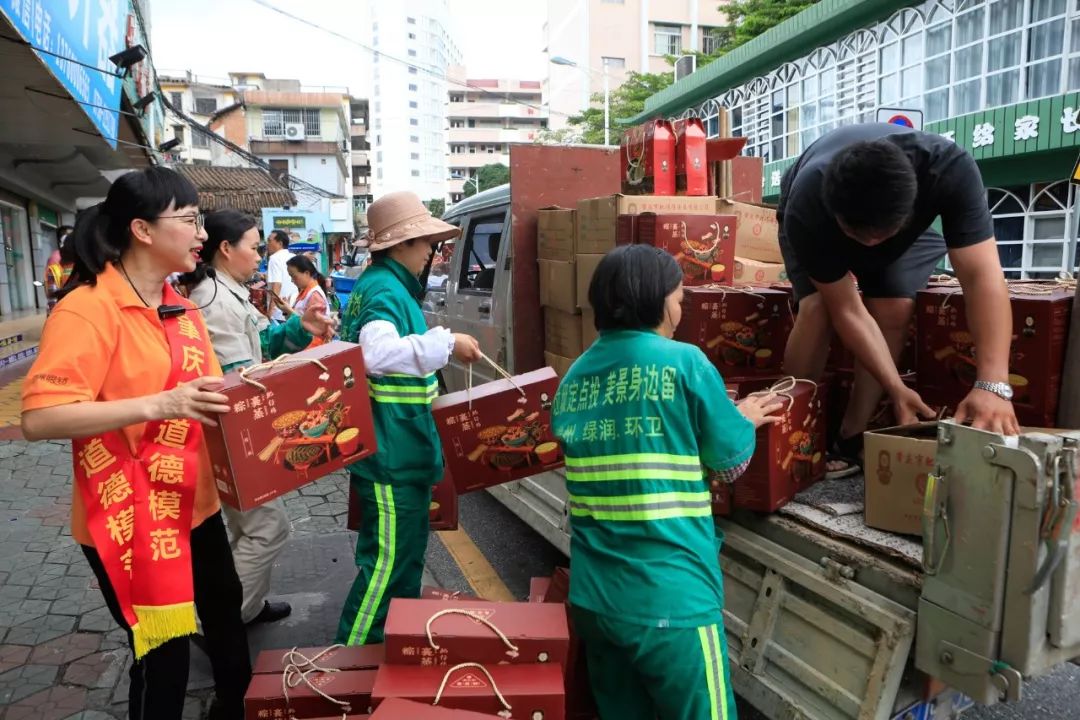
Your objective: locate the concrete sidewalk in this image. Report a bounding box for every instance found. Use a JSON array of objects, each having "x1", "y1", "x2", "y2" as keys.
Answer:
[{"x1": 0, "y1": 437, "x2": 433, "y2": 719}]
